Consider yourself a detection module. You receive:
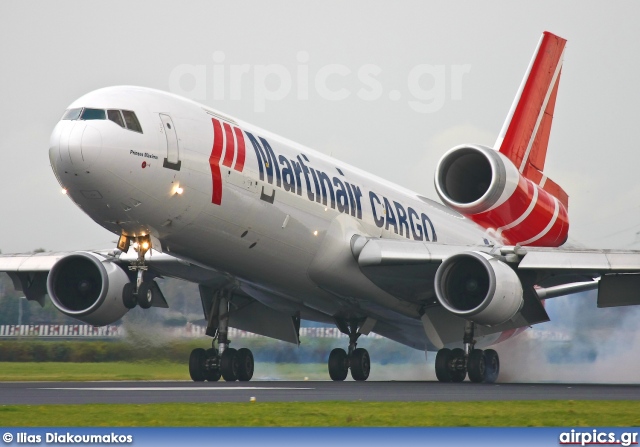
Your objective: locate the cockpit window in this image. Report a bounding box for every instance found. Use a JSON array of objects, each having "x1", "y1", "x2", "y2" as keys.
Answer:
[
  {"x1": 107, "y1": 110, "x2": 125, "y2": 128},
  {"x1": 61, "y1": 108, "x2": 82, "y2": 120},
  {"x1": 121, "y1": 110, "x2": 143, "y2": 133},
  {"x1": 62, "y1": 107, "x2": 142, "y2": 133},
  {"x1": 81, "y1": 108, "x2": 106, "y2": 120}
]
